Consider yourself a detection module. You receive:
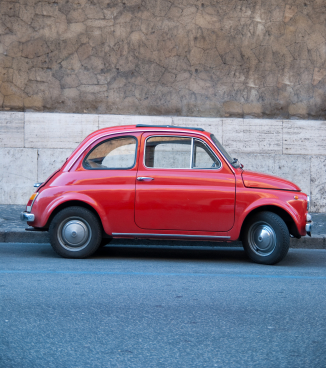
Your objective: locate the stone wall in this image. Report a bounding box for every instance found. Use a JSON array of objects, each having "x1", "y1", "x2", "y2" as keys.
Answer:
[
  {"x1": 1, "y1": 0, "x2": 326, "y2": 118},
  {"x1": 0, "y1": 112, "x2": 325, "y2": 212}
]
